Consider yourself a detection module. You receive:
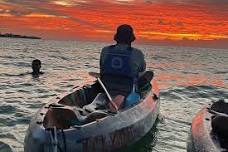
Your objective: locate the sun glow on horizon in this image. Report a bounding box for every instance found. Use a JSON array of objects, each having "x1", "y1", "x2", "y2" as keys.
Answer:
[{"x1": 139, "y1": 32, "x2": 228, "y2": 40}]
